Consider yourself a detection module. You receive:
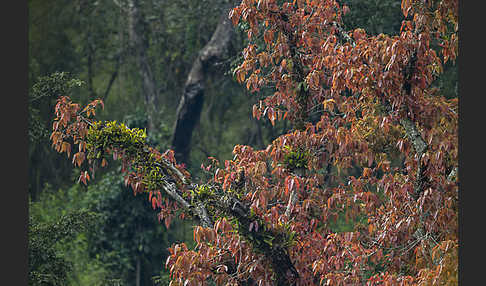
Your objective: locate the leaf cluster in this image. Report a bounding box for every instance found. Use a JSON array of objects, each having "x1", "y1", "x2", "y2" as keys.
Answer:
[
  {"x1": 282, "y1": 146, "x2": 309, "y2": 171},
  {"x1": 28, "y1": 209, "x2": 99, "y2": 286}
]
